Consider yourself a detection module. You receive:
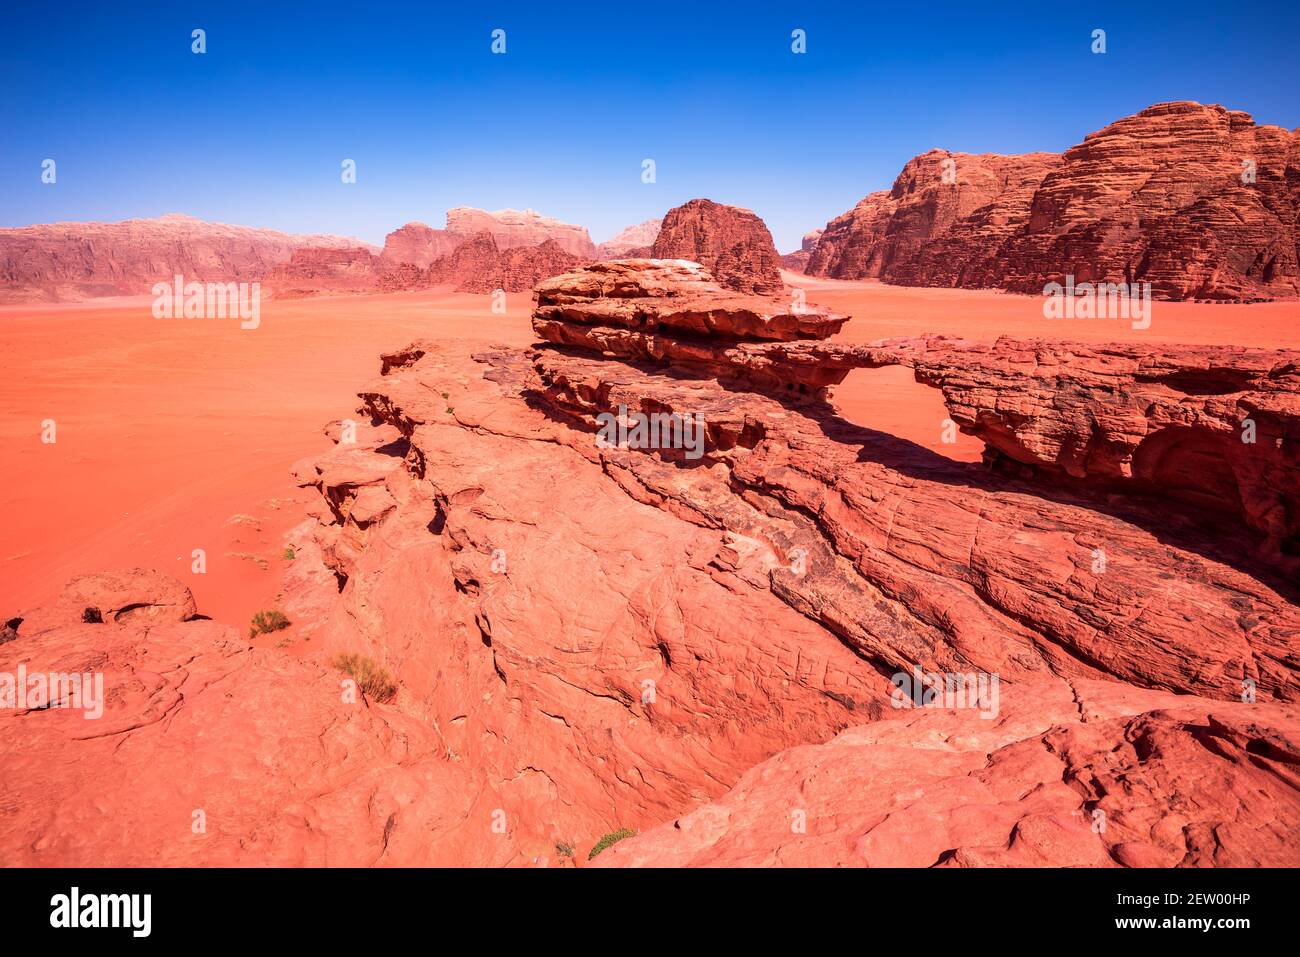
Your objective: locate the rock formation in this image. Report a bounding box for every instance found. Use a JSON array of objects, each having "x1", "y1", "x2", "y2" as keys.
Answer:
[
  {"x1": 411, "y1": 231, "x2": 586, "y2": 293},
  {"x1": 780, "y1": 227, "x2": 823, "y2": 272},
  {"x1": 651, "y1": 199, "x2": 785, "y2": 294},
  {"x1": 859, "y1": 335, "x2": 1300, "y2": 558},
  {"x1": 377, "y1": 221, "x2": 464, "y2": 271},
  {"x1": 596, "y1": 686, "x2": 1300, "y2": 867},
  {"x1": 0, "y1": 573, "x2": 521, "y2": 866},
  {"x1": 807, "y1": 150, "x2": 1062, "y2": 286},
  {"x1": 263, "y1": 245, "x2": 380, "y2": 298},
  {"x1": 444, "y1": 207, "x2": 595, "y2": 257},
  {"x1": 806, "y1": 102, "x2": 1300, "y2": 301},
  {"x1": 596, "y1": 219, "x2": 663, "y2": 259},
  {"x1": 0, "y1": 213, "x2": 366, "y2": 303},
  {"x1": 5, "y1": 259, "x2": 1297, "y2": 867}
]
